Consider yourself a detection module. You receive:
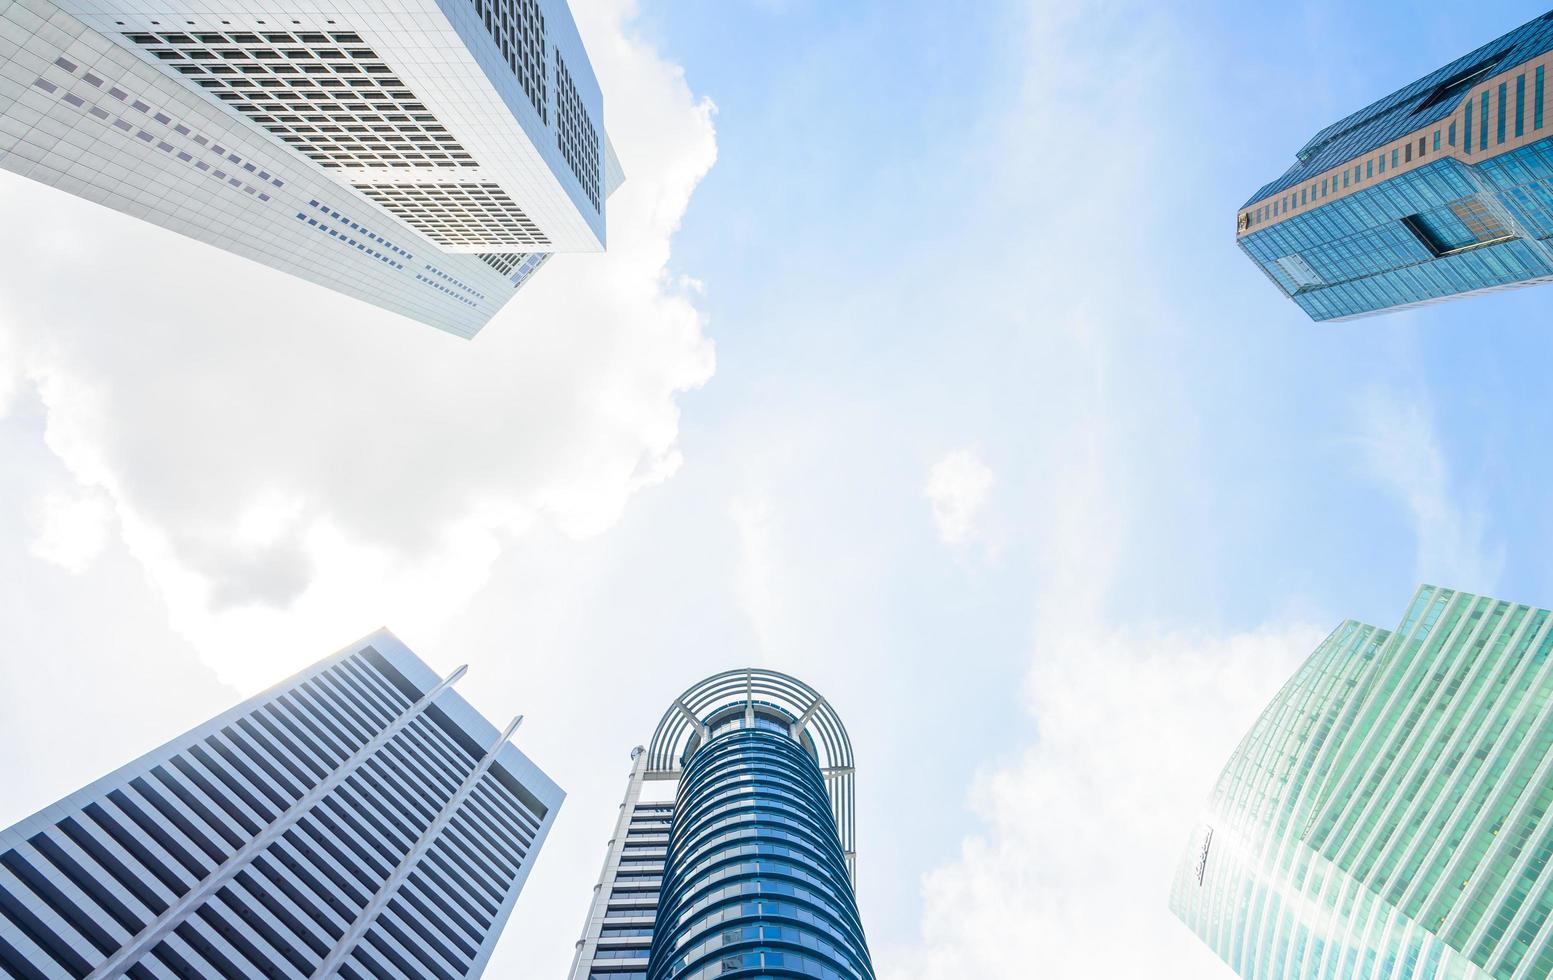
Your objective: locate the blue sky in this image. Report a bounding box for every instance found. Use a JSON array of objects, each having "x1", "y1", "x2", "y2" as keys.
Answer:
[{"x1": 4, "y1": 0, "x2": 1553, "y2": 976}]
